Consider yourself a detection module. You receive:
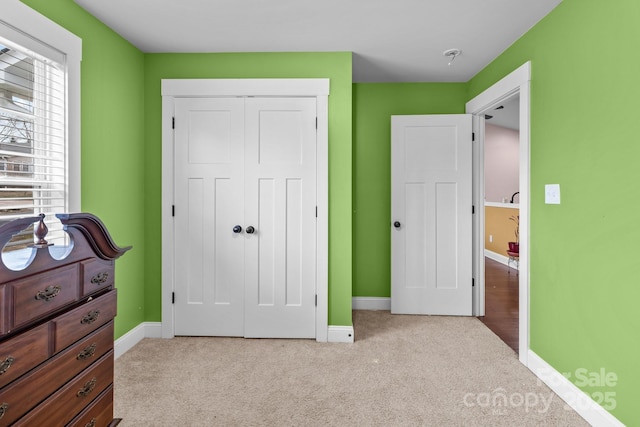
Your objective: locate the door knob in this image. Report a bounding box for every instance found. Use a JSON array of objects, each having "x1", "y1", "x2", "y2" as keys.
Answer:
[
  {"x1": 233, "y1": 225, "x2": 242, "y2": 233},
  {"x1": 393, "y1": 221, "x2": 401, "y2": 229},
  {"x1": 246, "y1": 226, "x2": 255, "y2": 234}
]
